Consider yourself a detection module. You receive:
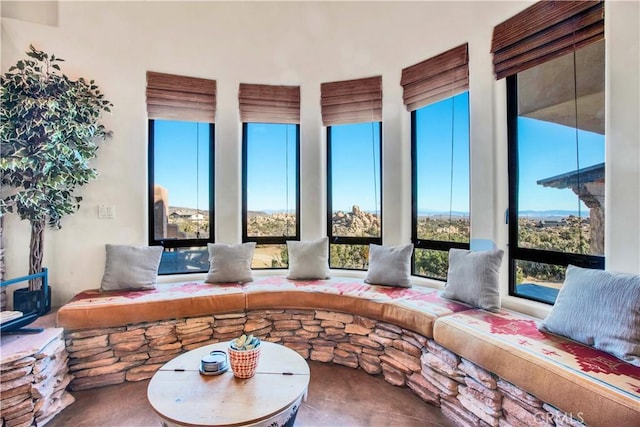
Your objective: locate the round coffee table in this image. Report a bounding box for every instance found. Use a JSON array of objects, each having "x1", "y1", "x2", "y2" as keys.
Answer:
[{"x1": 147, "y1": 341, "x2": 310, "y2": 427}]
